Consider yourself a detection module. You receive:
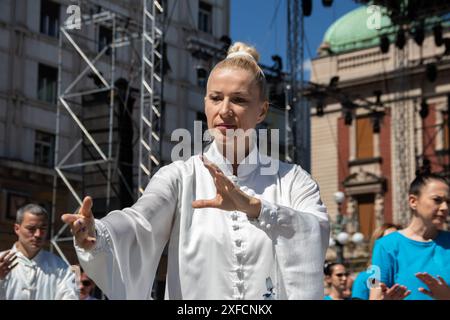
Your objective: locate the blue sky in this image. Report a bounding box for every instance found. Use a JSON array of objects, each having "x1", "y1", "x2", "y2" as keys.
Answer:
[{"x1": 230, "y1": 0, "x2": 361, "y2": 80}]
